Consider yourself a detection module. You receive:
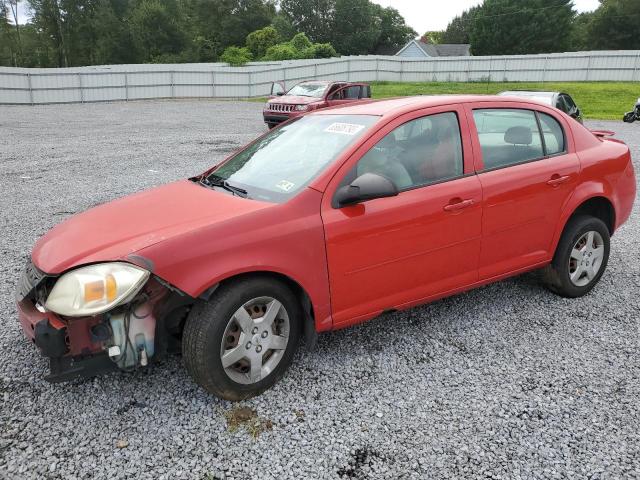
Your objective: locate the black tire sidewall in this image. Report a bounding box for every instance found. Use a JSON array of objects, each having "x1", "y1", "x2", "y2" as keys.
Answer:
[
  {"x1": 183, "y1": 277, "x2": 302, "y2": 400},
  {"x1": 550, "y1": 216, "x2": 610, "y2": 297}
]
